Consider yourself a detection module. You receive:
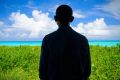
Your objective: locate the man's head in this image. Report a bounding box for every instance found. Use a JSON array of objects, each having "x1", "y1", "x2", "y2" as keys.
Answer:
[{"x1": 54, "y1": 5, "x2": 74, "y2": 26}]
